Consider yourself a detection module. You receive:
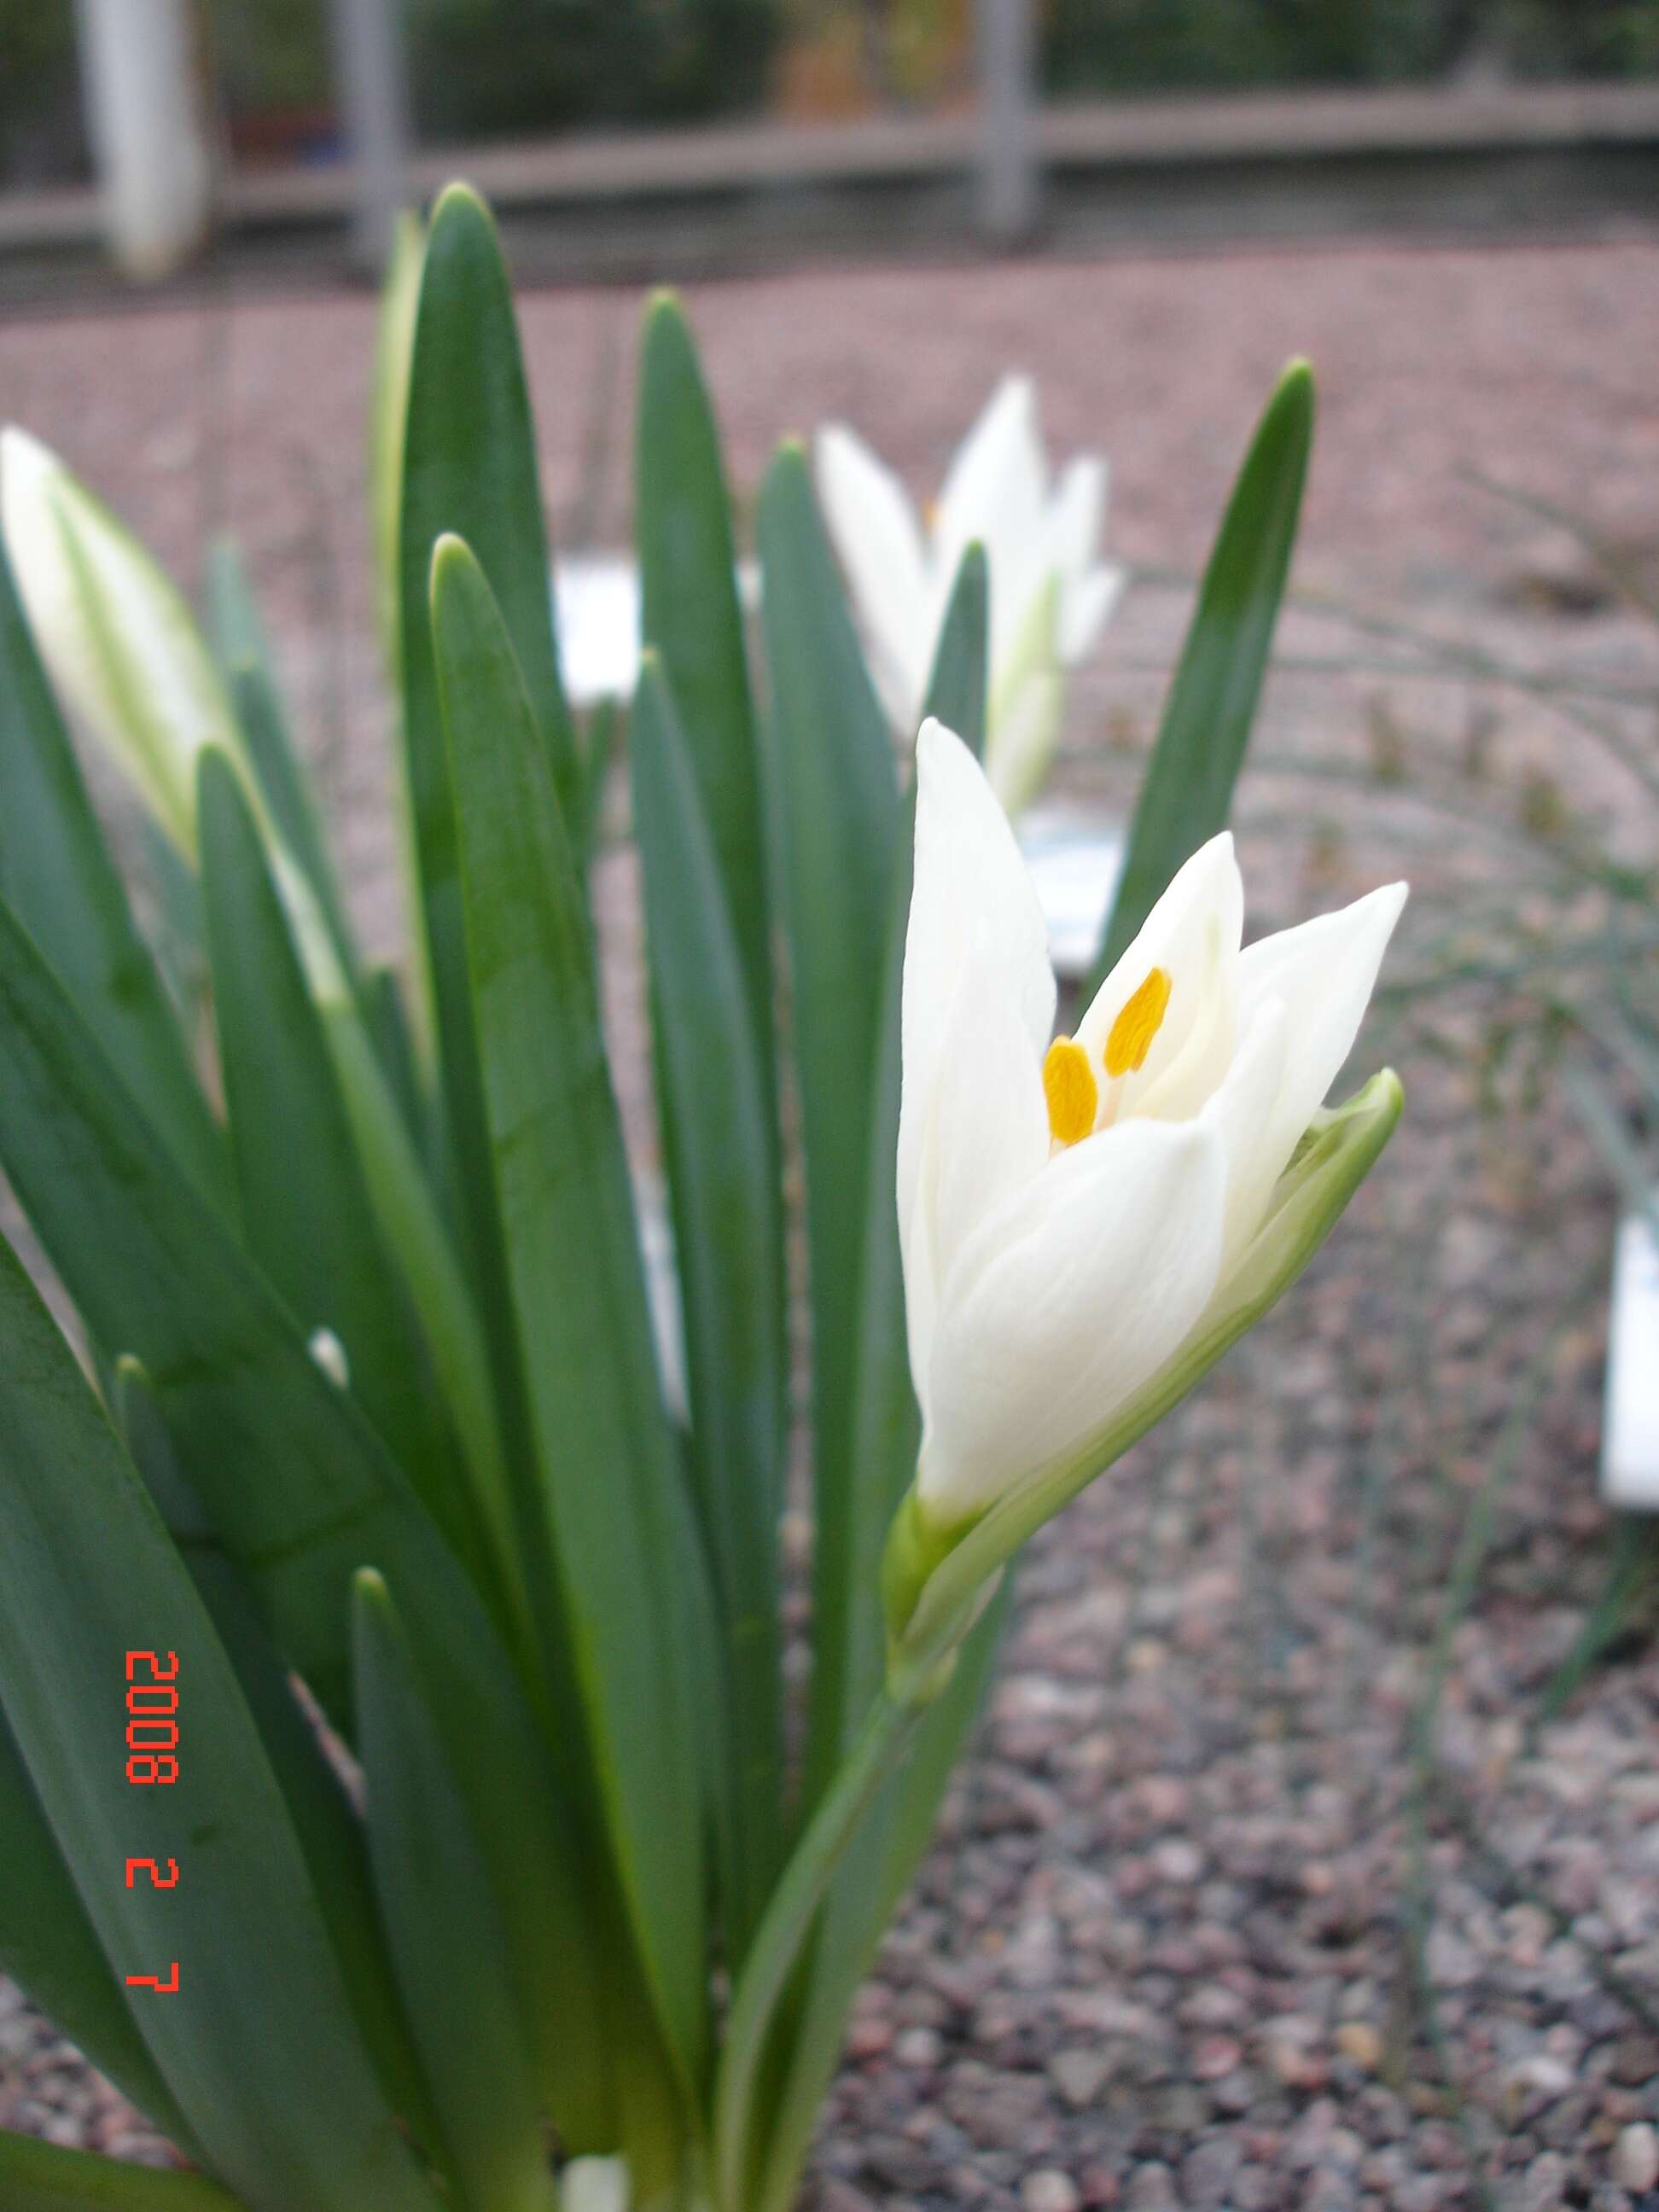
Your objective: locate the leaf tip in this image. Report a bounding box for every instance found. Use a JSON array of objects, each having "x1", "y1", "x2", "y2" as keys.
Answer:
[{"x1": 429, "y1": 178, "x2": 493, "y2": 234}]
